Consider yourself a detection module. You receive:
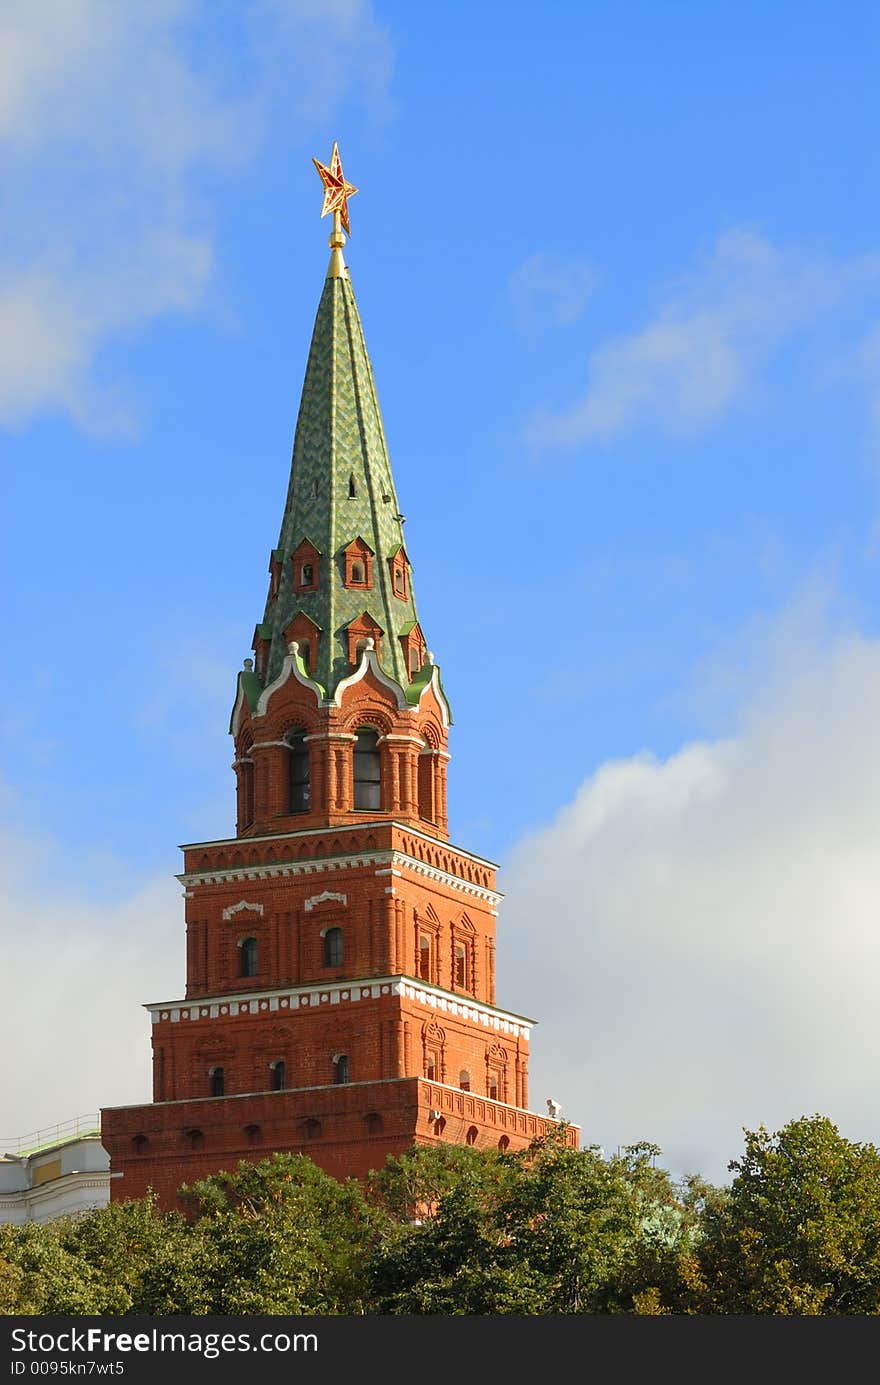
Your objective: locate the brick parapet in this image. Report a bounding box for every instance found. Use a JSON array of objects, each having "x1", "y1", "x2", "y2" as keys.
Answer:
[{"x1": 102, "y1": 1077, "x2": 579, "y2": 1209}]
